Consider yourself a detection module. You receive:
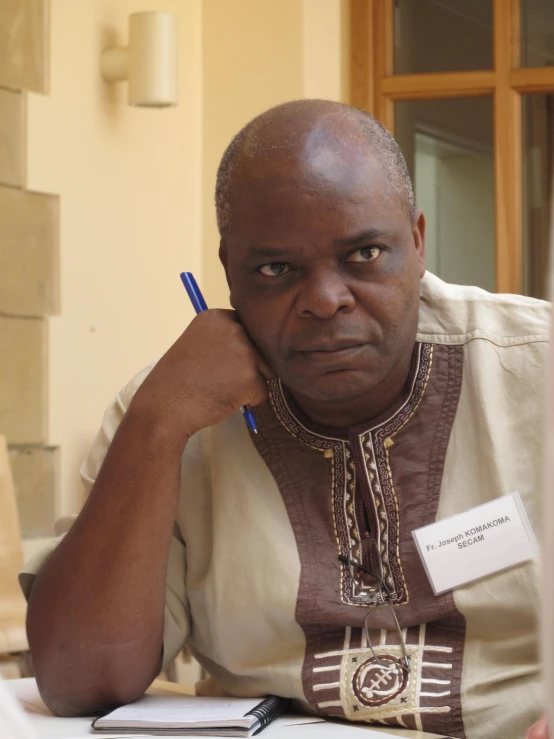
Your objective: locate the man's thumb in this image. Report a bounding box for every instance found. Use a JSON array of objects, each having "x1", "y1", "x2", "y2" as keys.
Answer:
[{"x1": 526, "y1": 714, "x2": 549, "y2": 739}]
